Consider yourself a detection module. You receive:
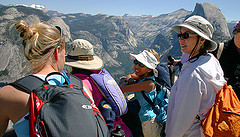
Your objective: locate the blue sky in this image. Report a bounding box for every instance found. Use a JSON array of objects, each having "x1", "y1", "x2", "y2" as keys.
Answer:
[{"x1": 1, "y1": 0, "x2": 239, "y2": 21}]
